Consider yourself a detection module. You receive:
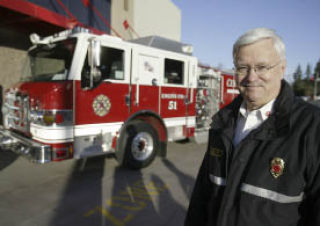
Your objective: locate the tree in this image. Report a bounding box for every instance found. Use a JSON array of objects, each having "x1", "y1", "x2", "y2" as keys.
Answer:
[
  {"x1": 305, "y1": 64, "x2": 312, "y2": 80},
  {"x1": 292, "y1": 61, "x2": 320, "y2": 97},
  {"x1": 292, "y1": 64, "x2": 313, "y2": 96},
  {"x1": 293, "y1": 65, "x2": 302, "y2": 81},
  {"x1": 314, "y1": 59, "x2": 320, "y2": 80},
  {"x1": 312, "y1": 59, "x2": 320, "y2": 97}
]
